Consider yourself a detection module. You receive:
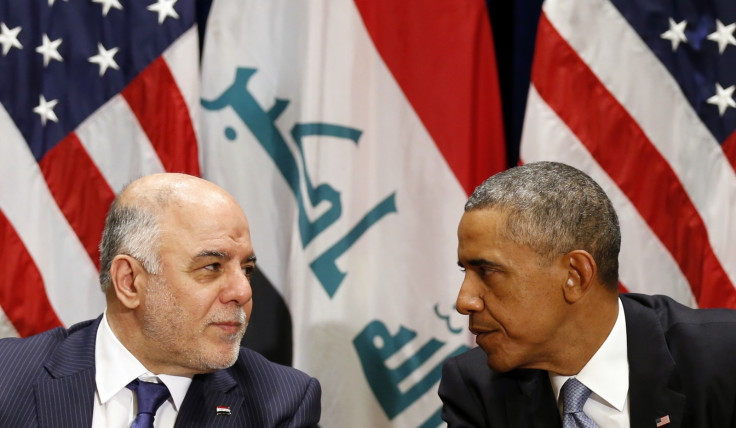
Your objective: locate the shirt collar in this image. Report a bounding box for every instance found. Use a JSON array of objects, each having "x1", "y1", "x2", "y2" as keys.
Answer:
[
  {"x1": 95, "y1": 311, "x2": 193, "y2": 410},
  {"x1": 549, "y1": 298, "x2": 629, "y2": 411}
]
